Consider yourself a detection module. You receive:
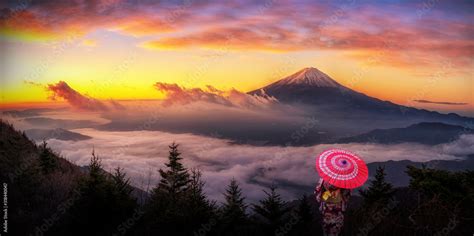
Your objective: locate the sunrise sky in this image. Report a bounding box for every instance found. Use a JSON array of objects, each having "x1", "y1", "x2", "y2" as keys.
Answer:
[{"x1": 1, "y1": 0, "x2": 473, "y2": 115}]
